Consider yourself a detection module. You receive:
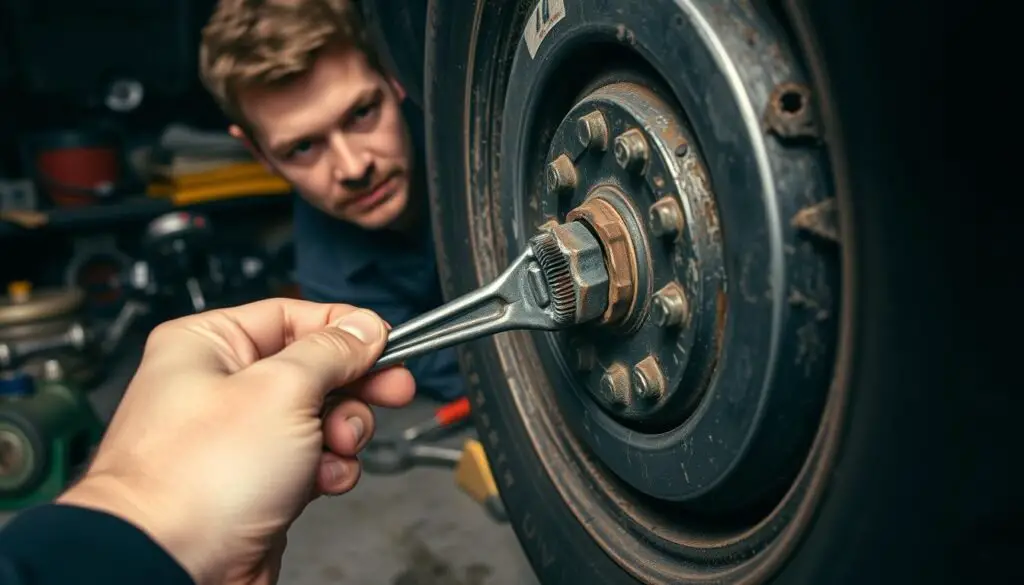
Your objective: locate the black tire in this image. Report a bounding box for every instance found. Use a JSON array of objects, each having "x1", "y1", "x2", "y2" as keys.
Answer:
[{"x1": 424, "y1": 1, "x2": 1008, "y2": 583}]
